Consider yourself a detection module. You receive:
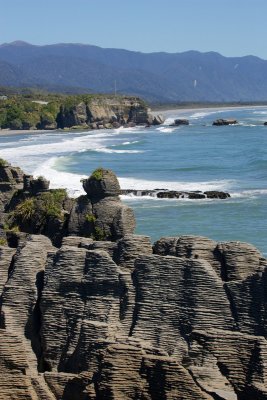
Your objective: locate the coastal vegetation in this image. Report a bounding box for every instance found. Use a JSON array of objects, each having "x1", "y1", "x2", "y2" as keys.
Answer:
[
  {"x1": 91, "y1": 168, "x2": 104, "y2": 181},
  {"x1": 0, "y1": 90, "x2": 150, "y2": 130},
  {"x1": 7, "y1": 189, "x2": 68, "y2": 231},
  {"x1": 0, "y1": 157, "x2": 7, "y2": 166}
]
